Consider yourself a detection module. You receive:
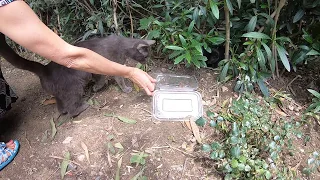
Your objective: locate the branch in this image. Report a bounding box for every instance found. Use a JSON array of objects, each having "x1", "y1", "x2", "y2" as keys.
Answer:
[
  {"x1": 112, "y1": 0, "x2": 120, "y2": 35},
  {"x1": 224, "y1": 1, "x2": 230, "y2": 60}
]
